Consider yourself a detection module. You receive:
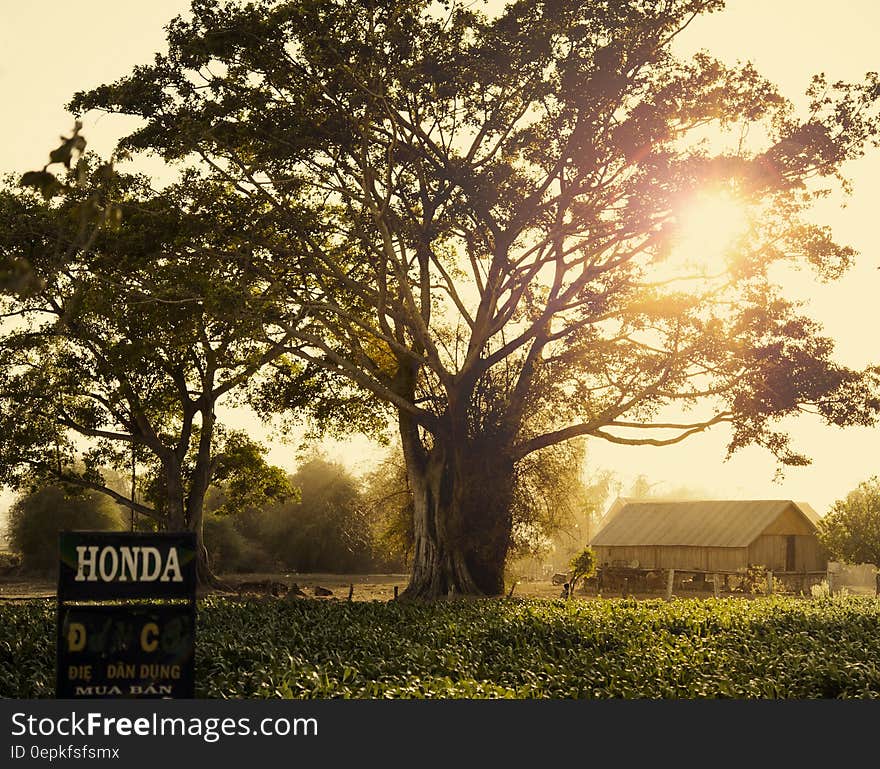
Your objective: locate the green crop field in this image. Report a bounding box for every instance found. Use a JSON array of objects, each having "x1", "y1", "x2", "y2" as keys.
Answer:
[{"x1": 2, "y1": 596, "x2": 879, "y2": 698}]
